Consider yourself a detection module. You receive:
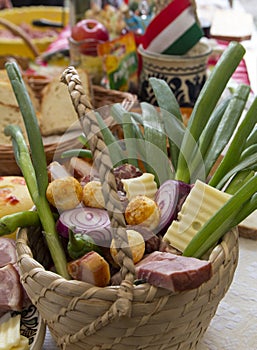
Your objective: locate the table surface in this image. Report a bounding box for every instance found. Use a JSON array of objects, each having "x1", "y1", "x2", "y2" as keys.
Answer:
[{"x1": 42, "y1": 236, "x2": 257, "y2": 349}]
